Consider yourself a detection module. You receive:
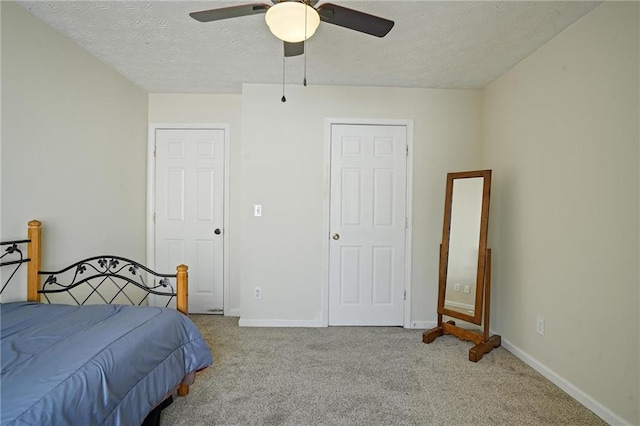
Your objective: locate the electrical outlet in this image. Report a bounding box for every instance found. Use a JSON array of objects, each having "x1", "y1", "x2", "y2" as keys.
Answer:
[
  {"x1": 254, "y1": 204, "x2": 262, "y2": 217},
  {"x1": 536, "y1": 317, "x2": 545, "y2": 336},
  {"x1": 254, "y1": 287, "x2": 262, "y2": 299},
  {"x1": 454, "y1": 283, "x2": 460, "y2": 291},
  {"x1": 463, "y1": 284, "x2": 470, "y2": 294}
]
